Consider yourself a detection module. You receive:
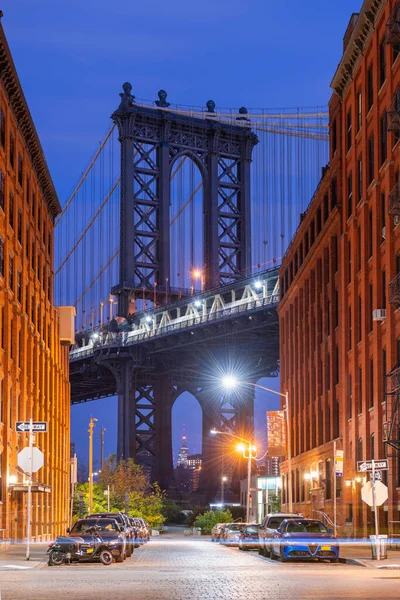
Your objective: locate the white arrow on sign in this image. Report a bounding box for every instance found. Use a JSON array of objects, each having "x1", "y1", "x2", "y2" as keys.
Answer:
[
  {"x1": 361, "y1": 480, "x2": 388, "y2": 507},
  {"x1": 17, "y1": 447, "x2": 44, "y2": 474}
]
